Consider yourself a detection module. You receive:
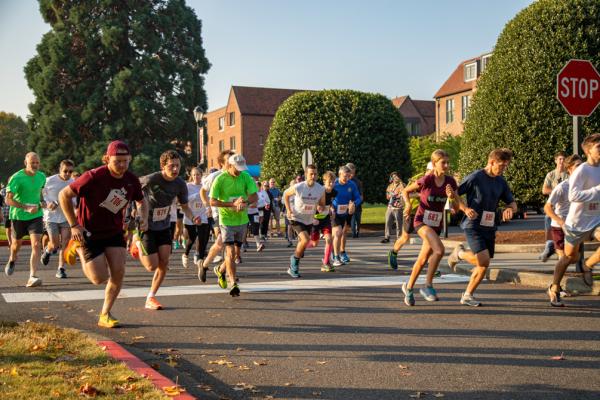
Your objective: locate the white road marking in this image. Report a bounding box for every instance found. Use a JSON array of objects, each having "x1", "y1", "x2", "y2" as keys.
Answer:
[{"x1": 2, "y1": 274, "x2": 469, "y2": 303}]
